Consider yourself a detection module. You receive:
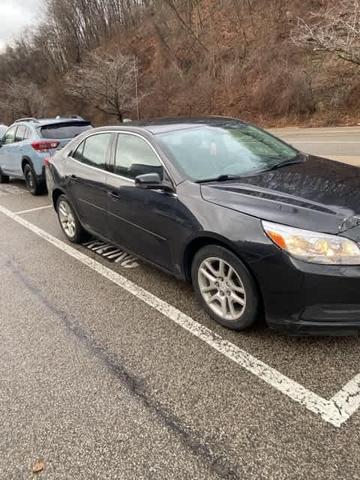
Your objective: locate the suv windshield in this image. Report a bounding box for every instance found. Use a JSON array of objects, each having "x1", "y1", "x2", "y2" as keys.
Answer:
[
  {"x1": 157, "y1": 125, "x2": 298, "y2": 182},
  {"x1": 40, "y1": 121, "x2": 92, "y2": 139}
]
